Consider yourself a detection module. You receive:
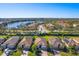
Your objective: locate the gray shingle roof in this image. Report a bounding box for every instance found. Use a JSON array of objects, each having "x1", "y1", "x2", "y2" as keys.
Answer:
[
  {"x1": 34, "y1": 37, "x2": 47, "y2": 47},
  {"x1": 1, "y1": 36, "x2": 20, "y2": 49}
]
